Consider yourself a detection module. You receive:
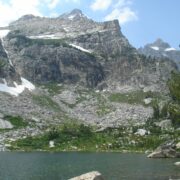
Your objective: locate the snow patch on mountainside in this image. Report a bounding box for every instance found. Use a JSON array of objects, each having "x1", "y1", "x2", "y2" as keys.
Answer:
[
  {"x1": 151, "y1": 46, "x2": 159, "y2": 51},
  {"x1": 0, "y1": 30, "x2": 10, "y2": 38},
  {"x1": 69, "y1": 44, "x2": 92, "y2": 53},
  {"x1": 165, "y1": 47, "x2": 176, "y2": 51},
  {"x1": 28, "y1": 34, "x2": 60, "y2": 39},
  {"x1": 21, "y1": 77, "x2": 35, "y2": 91},
  {"x1": 68, "y1": 15, "x2": 76, "y2": 20},
  {"x1": 0, "y1": 77, "x2": 35, "y2": 96}
]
